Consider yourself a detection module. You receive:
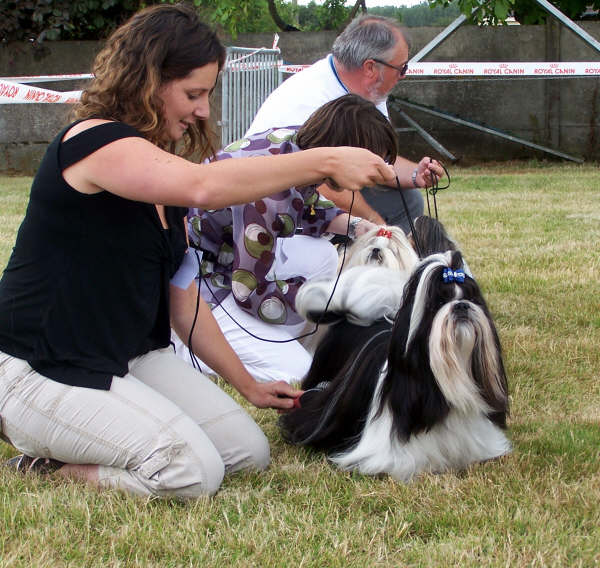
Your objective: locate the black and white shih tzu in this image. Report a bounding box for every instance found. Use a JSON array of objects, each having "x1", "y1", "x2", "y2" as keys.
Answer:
[{"x1": 281, "y1": 250, "x2": 511, "y2": 482}]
